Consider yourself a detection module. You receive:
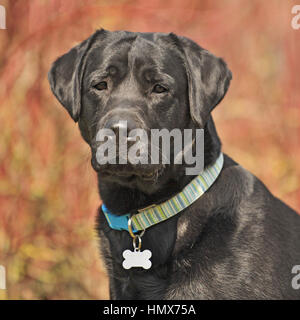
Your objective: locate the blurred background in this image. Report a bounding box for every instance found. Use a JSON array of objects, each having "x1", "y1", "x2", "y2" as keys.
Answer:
[{"x1": 0, "y1": 0, "x2": 299, "y2": 299}]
